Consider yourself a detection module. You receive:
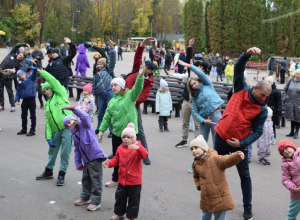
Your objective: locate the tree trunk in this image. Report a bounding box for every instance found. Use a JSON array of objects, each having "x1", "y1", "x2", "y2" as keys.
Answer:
[{"x1": 39, "y1": 24, "x2": 44, "y2": 44}]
